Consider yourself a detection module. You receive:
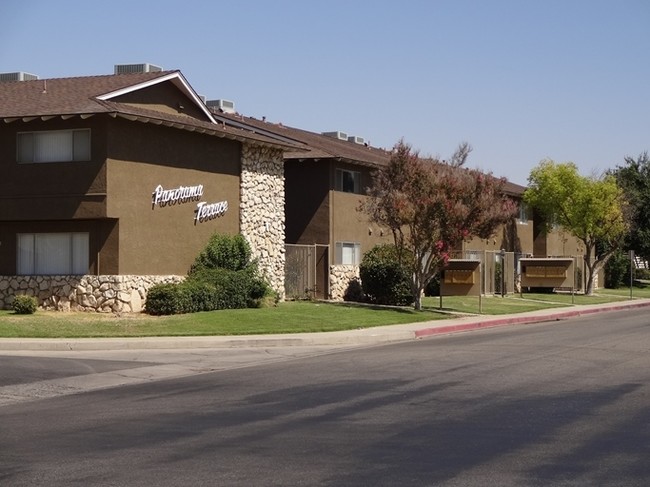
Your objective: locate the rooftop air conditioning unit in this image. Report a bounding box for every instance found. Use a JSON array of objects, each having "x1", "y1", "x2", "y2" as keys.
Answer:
[
  {"x1": 114, "y1": 63, "x2": 163, "y2": 74},
  {"x1": 348, "y1": 135, "x2": 365, "y2": 145},
  {"x1": 0, "y1": 71, "x2": 39, "y2": 82},
  {"x1": 322, "y1": 131, "x2": 348, "y2": 141},
  {"x1": 206, "y1": 99, "x2": 236, "y2": 114}
]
